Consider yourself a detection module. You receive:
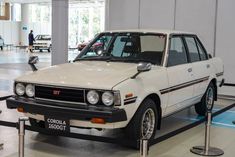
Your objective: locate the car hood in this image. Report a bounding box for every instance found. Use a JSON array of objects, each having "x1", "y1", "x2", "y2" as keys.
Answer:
[{"x1": 15, "y1": 61, "x2": 139, "y2": 90}]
